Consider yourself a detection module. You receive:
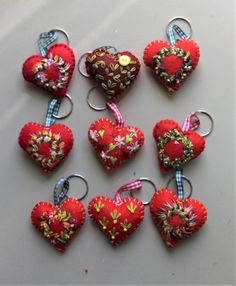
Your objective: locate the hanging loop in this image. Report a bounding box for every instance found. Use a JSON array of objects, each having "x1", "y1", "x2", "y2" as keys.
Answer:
[
  {"x1": 49, "y1": 27, "x2": 70, "y2": 46},
  {"x1": 52, "y1": 94, "x2": 73, "y2": 119},
  {"x1": 194, "y1": 110, "x2": 214, "y2": 137},
  {"x1": 131, "y1": 177, "x2": 157, "y2": 206},
  {"x1": 166, "y1": 16, "x2": 192, "y2": 43},
  {"x1": 166, "y1": 174, "x2": 193, "y2": 199}
]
